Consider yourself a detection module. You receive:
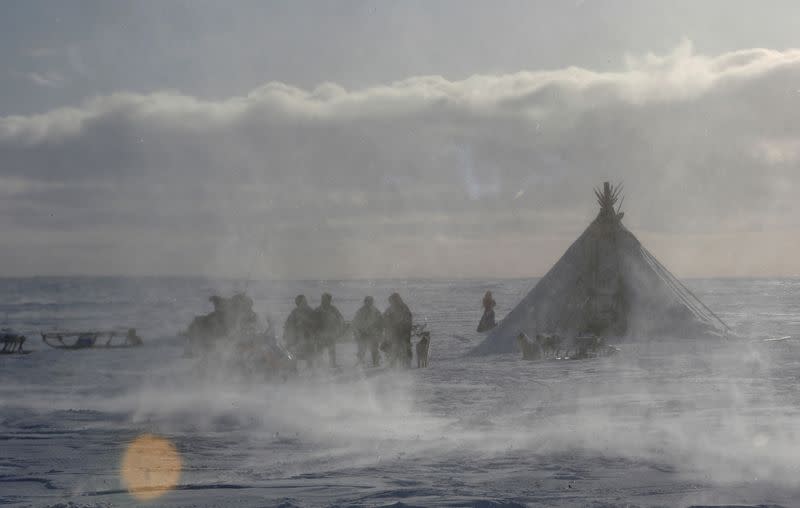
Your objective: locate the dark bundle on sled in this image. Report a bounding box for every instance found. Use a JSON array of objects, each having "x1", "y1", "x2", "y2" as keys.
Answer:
[
  {"x1": 183, "y1": 292, "x2": 297, "y2": 380},
  {"x1": 184, "y1": 293, "x2": 259, "y2": 352}
]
